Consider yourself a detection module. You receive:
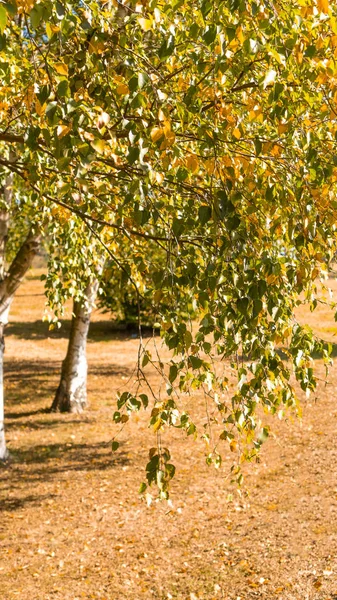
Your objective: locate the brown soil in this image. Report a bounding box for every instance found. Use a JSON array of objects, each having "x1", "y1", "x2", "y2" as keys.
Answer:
[{"x1": 1, "y1": 272, "x2": 337, "y2": 600}]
